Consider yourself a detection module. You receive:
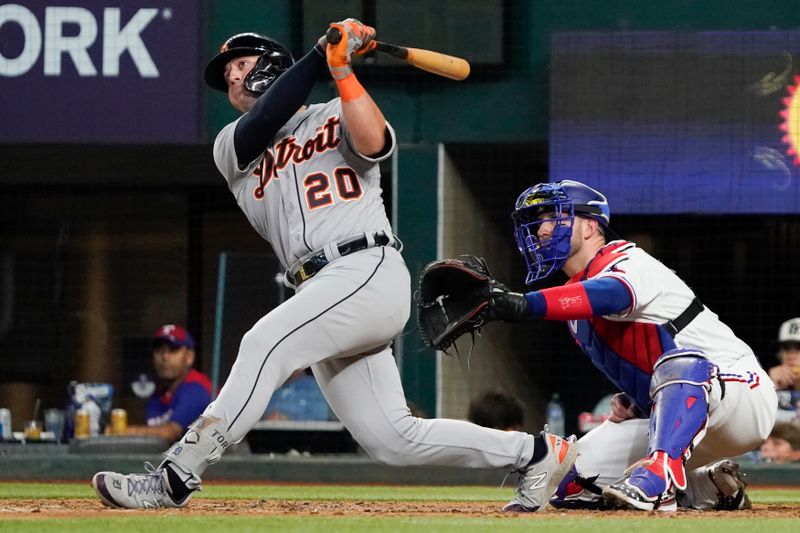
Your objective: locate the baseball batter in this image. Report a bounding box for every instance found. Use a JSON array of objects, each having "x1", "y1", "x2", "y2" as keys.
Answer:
[
  {"x1": 91, "y1": 20, "x2": 575, "y2": 512},
  {"x1": 476, "y1": 180, "x2": 777, "y2": 511}
]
